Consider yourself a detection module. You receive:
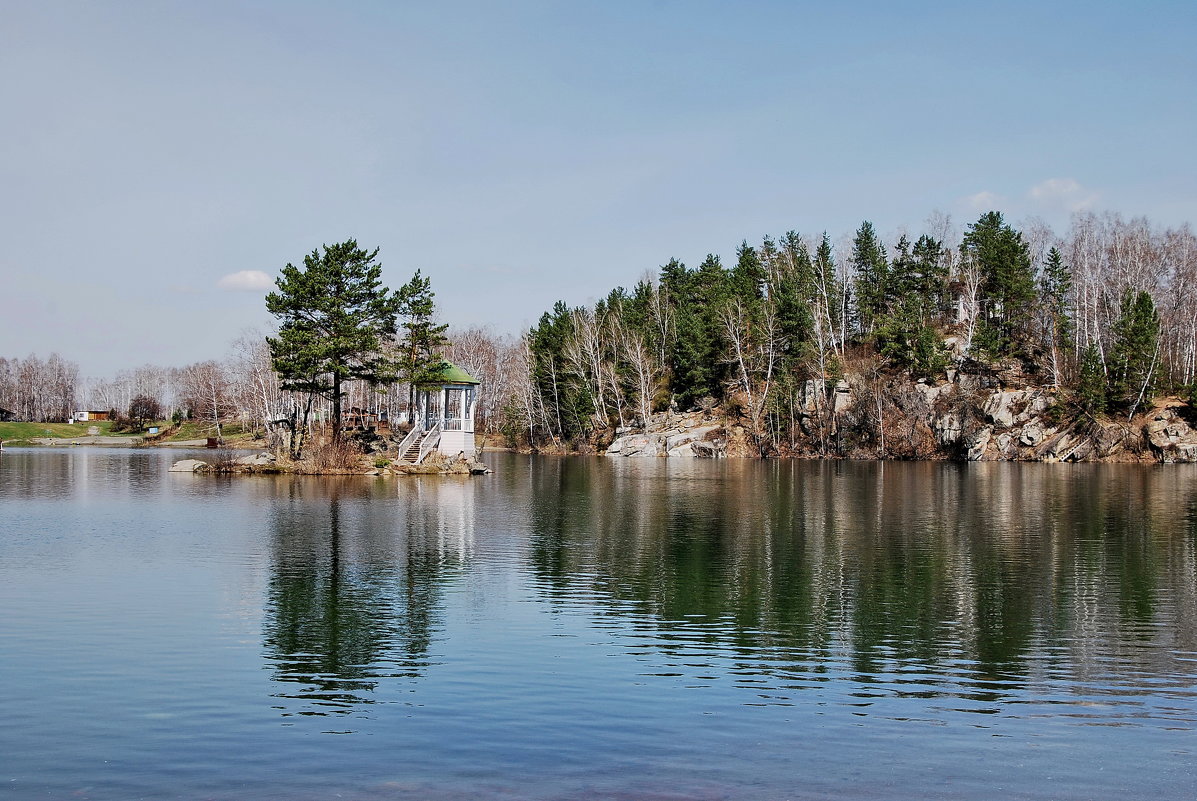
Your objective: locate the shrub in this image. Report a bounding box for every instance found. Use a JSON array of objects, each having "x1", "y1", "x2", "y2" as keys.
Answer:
[{"x1": 306, "y1": 438, "x2": 363, "y2": 472}]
